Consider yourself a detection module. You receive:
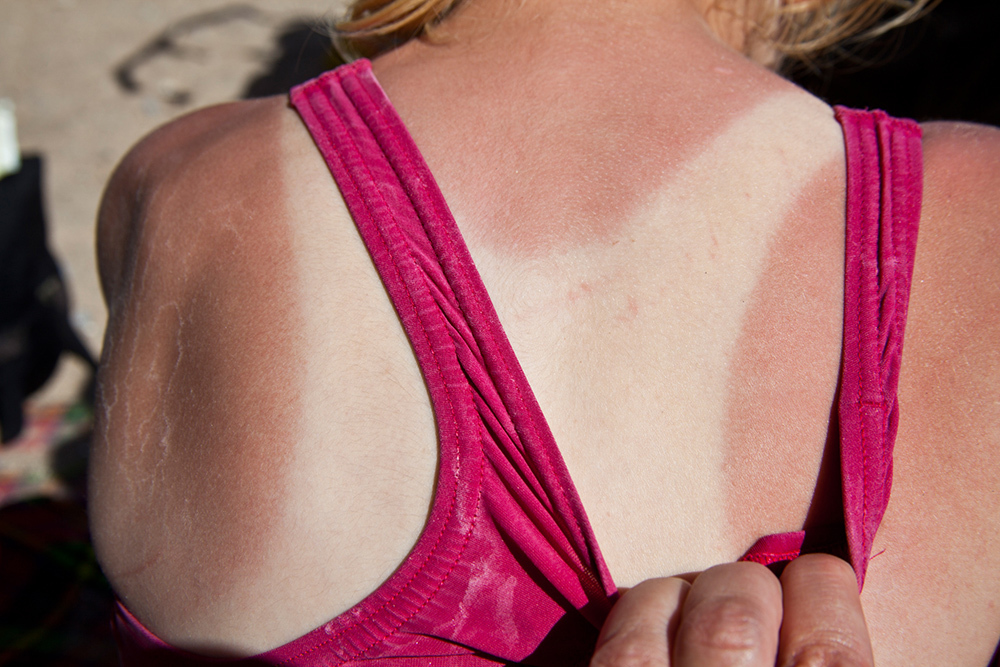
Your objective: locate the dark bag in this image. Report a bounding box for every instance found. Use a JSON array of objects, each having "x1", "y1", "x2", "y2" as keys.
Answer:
[{"x1": 0, "y1": 156, "x2": 96, "y2": 443}]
